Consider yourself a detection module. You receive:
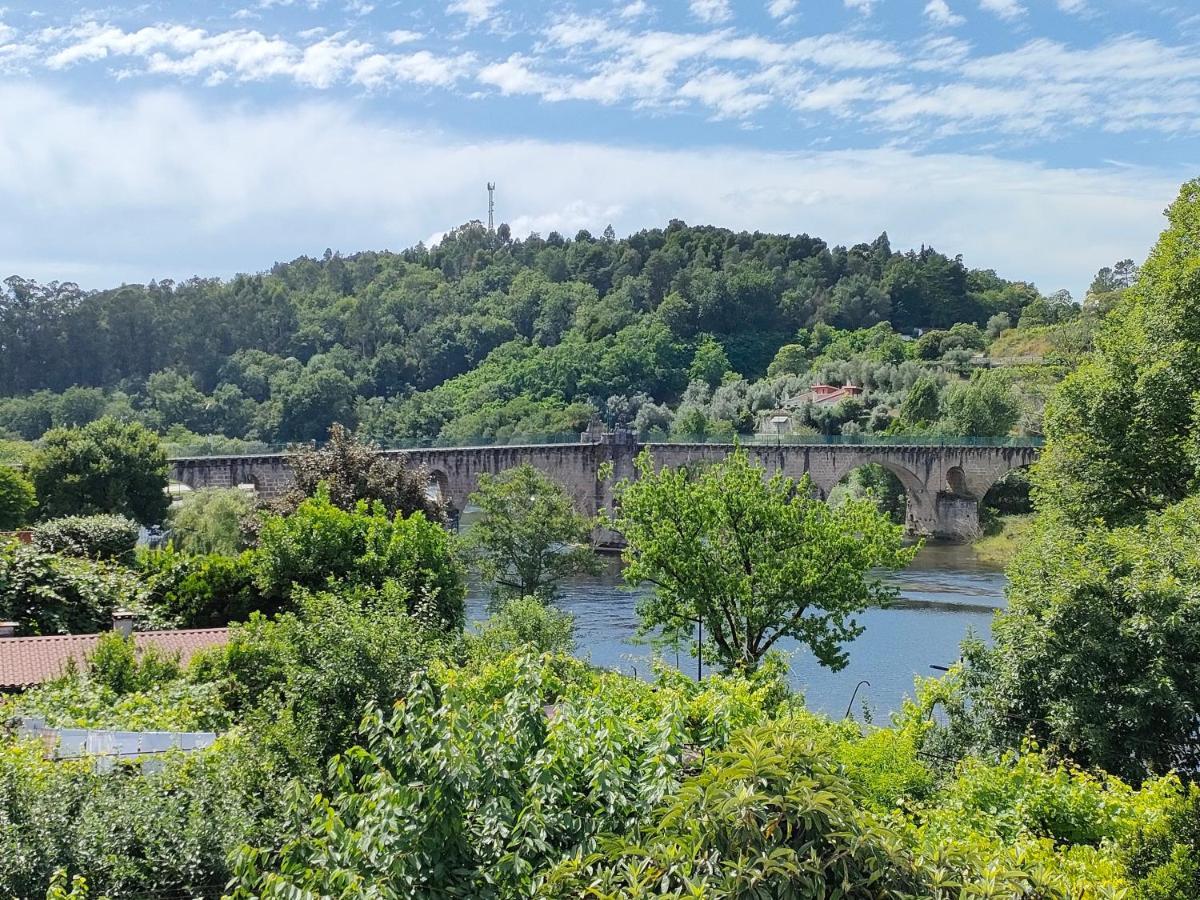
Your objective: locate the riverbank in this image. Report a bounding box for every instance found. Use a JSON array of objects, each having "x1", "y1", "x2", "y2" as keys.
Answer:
[{"x1": 973, "y1": 514, "x2": 1035, "y2": 567}]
